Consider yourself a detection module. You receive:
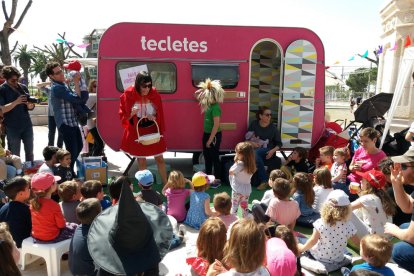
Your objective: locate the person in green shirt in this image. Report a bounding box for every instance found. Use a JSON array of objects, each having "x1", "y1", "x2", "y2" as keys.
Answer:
[{"x1": 195, "y1": 79, "x2": 224, "y2": 187}]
